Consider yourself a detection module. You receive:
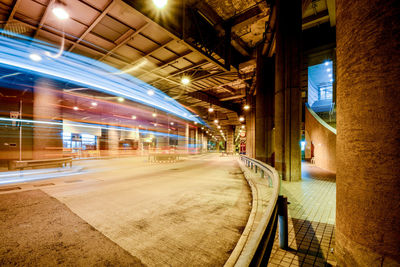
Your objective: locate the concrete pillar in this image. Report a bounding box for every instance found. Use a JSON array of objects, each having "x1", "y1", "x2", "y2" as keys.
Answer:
[
  {"x1": 33, "y1": 79, "x2": 62, "y2": 159},
  {"x1": 274, "y1": 0, "x2": 302, "y2": 181},
  {"x1": 336, "y1": 1, "x2": 400, "y2": 266},
  {"x1": 245, "y1": 95, "x2": 256, "y2": 158},
  {"x1": 255, "y1": 46, "x2": 275, "y2": 164},
  {"x1": 226, "y1": 126, "x2": 235, "y2": 153}
]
